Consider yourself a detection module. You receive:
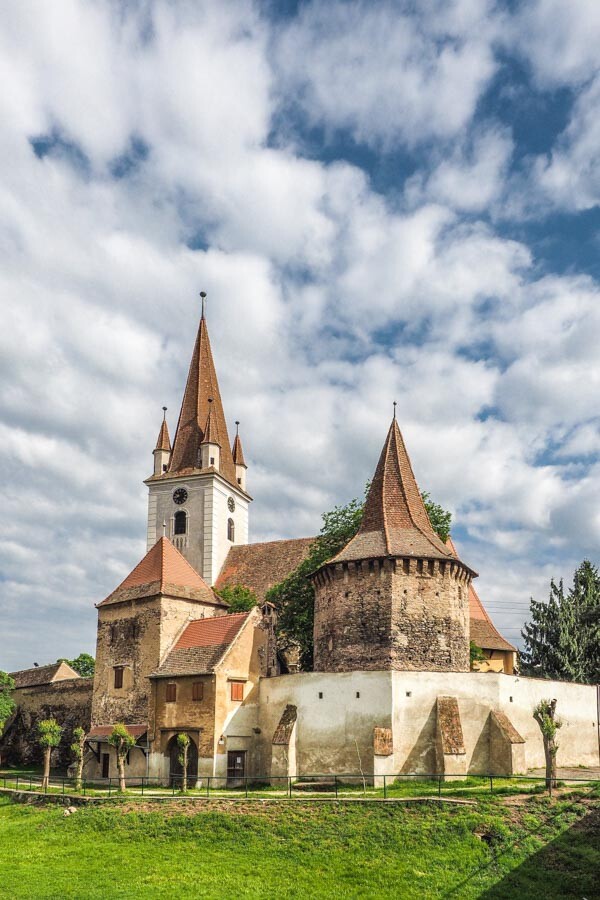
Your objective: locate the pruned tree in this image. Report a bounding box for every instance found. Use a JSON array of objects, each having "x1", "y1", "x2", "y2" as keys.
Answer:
[
  {"x1": 521, "y1": 560, "x2": 600, "y2": 684},
  {"x1": 70, "y1": 726, "x2": 86, "y2": 792},
  {"x1": 0, "y1": 671, "x2": 16, "y2": 767},
  {"x1": 37, "y1": 719, "x2": 62, "y2": 791},
  {"x1": 177, "y1": 733, "x2": 190, "y2": 793},
  {"x1": 107, "y1": 724, "x2": 135, "y2": 793},
  {"x1": 533, "y1": 698, "x2": 562, "y2": 793}
]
